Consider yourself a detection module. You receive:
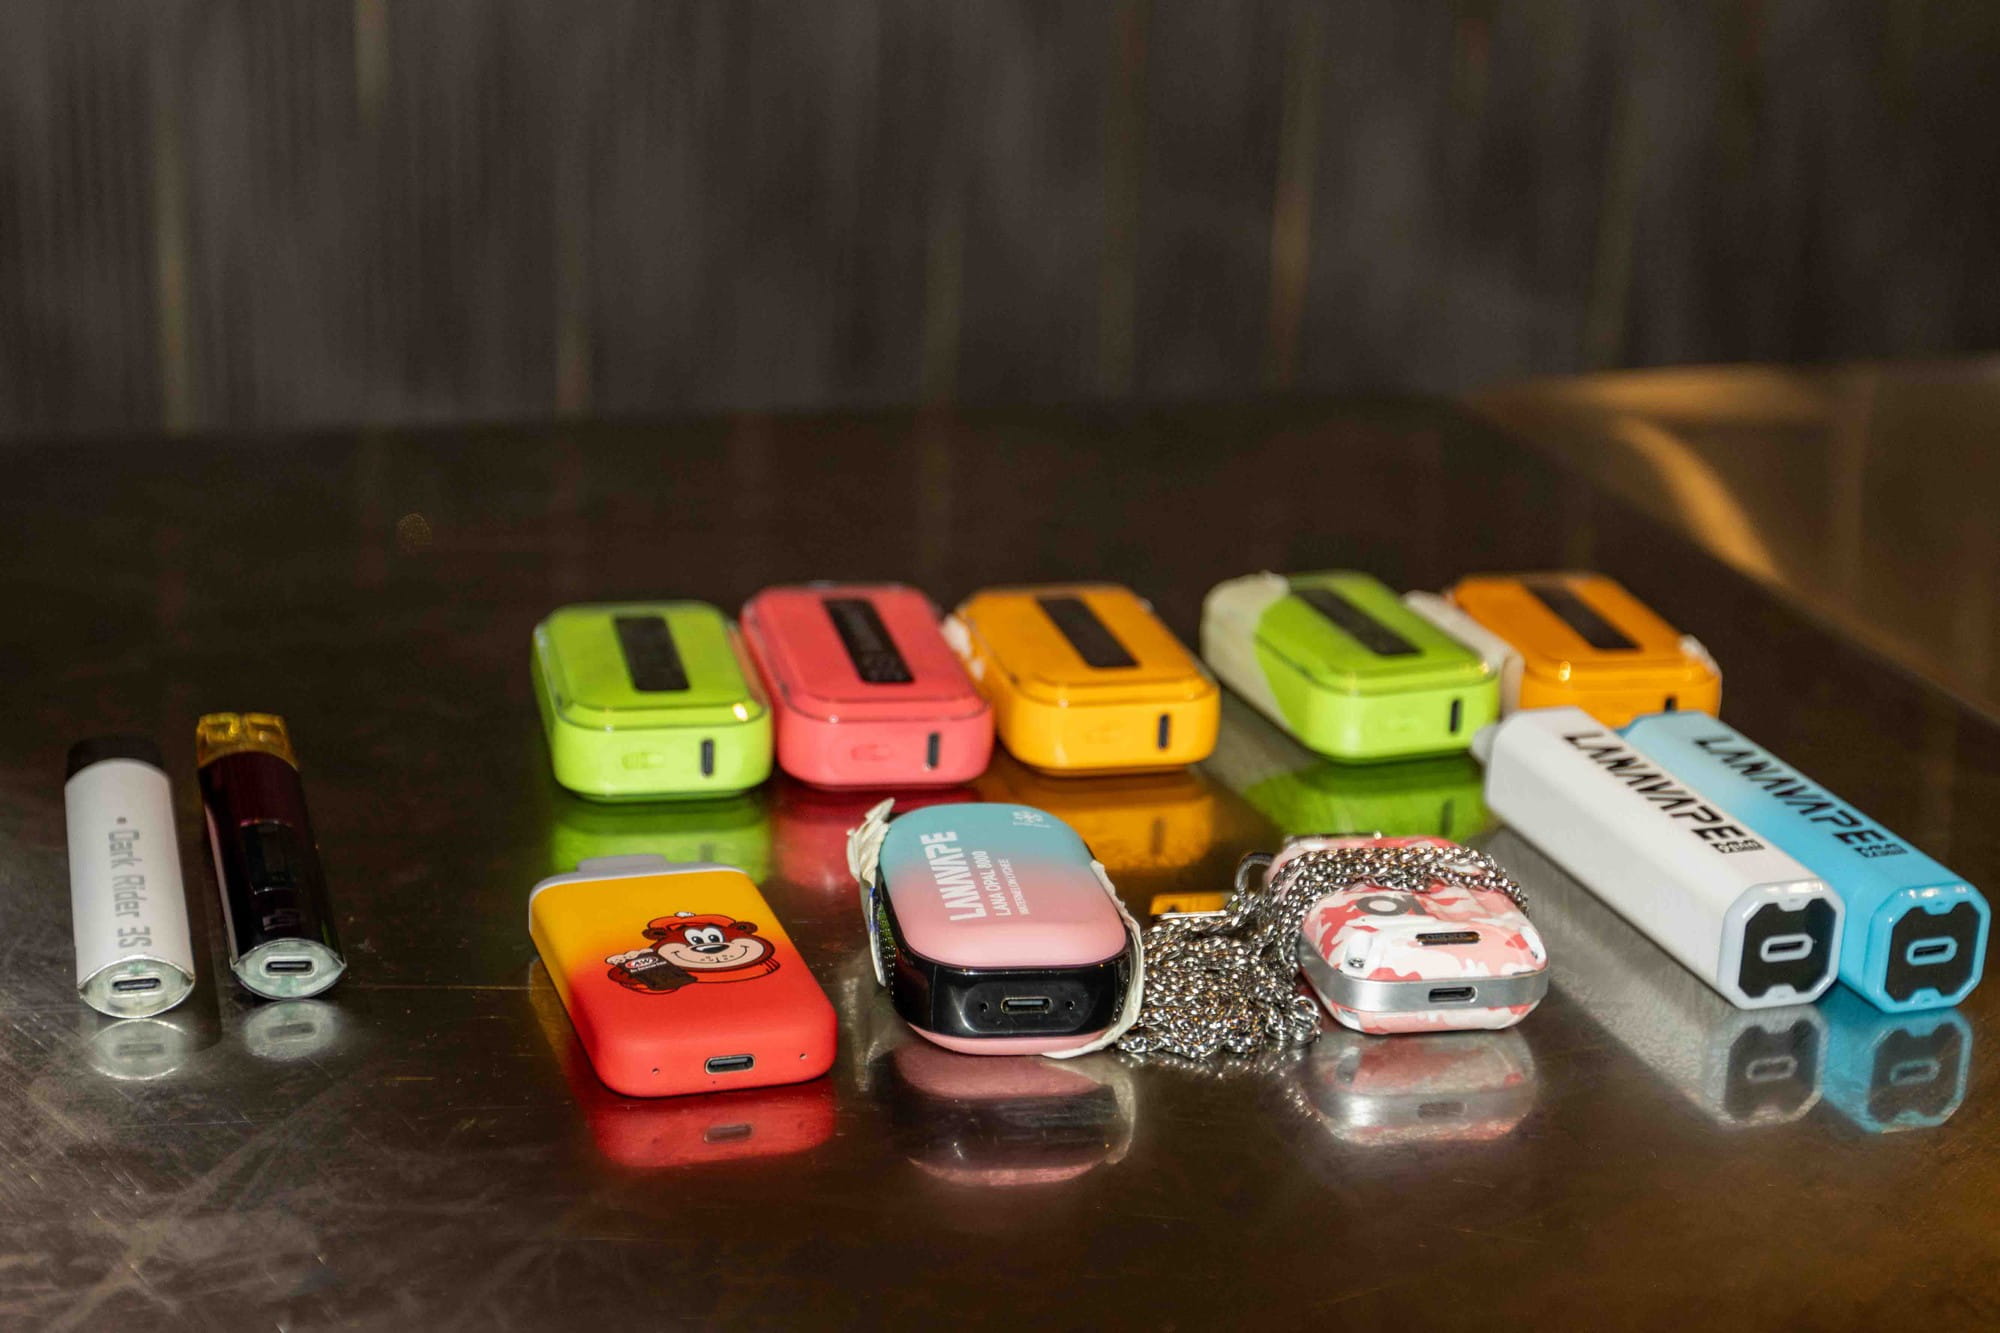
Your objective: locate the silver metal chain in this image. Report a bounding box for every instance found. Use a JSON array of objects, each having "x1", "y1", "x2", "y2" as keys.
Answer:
[{"x1": 1115, "y1": 840, "x2": 1527, "y2": 1062}]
